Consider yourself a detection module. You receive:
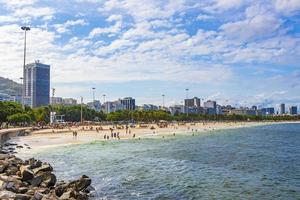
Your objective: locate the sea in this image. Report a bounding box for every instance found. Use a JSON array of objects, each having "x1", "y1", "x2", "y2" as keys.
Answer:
[{"x1": 19, "y1": 123, "x2": 300, "y2": 200}]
